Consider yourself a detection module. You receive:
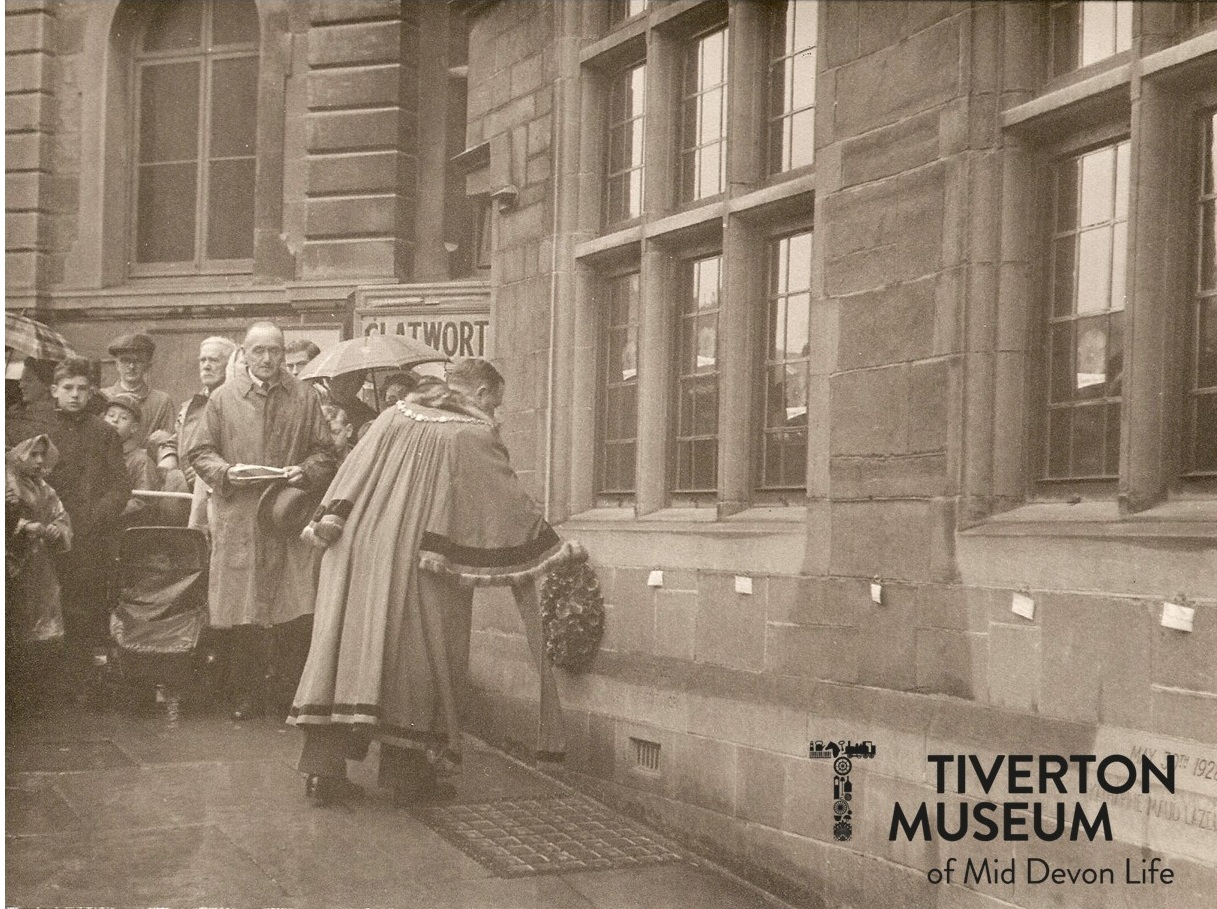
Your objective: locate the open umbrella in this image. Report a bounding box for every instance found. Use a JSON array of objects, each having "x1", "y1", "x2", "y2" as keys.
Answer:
[
  {"x1": 298, "y1": 332, "x2": 448, "y2": 380},
  {"x1": 5, "y1": 312, "x2": 77, "y2": 362}
]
